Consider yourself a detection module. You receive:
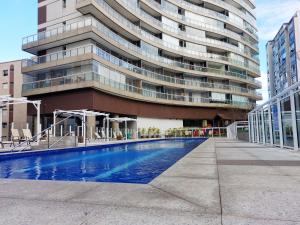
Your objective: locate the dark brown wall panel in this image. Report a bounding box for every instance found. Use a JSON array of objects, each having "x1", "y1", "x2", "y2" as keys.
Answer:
[{"x1": 28, "y1": 89, "x2": 248, "y2": 120}]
